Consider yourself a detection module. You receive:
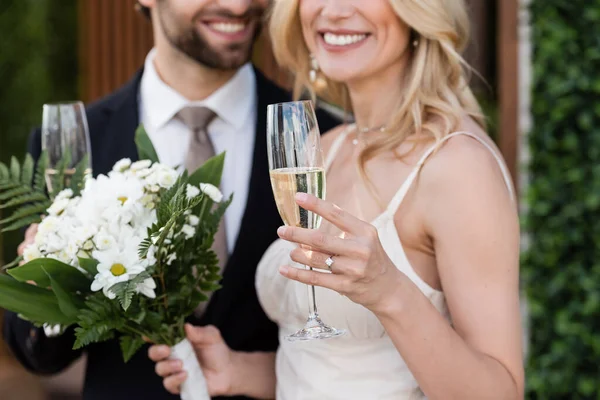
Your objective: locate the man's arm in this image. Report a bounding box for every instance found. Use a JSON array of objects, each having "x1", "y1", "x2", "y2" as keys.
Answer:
[{"x1": 2, "y1": 128, "x2": 83, "y2": 374}]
